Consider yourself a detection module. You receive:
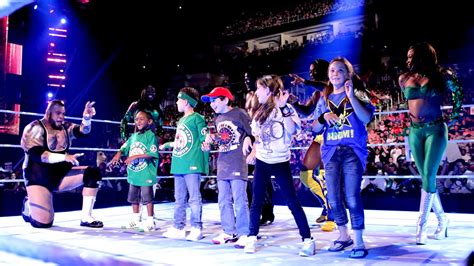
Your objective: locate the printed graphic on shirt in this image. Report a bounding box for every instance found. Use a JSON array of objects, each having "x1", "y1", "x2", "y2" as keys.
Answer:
[
  {"x1": 128, "y1": 142, "x2": 148, "y2": 172},
  {"x1": 215, "y1": 121, "x2": 241, "y2": 152},
  {"x1": 173, "y1": 123, "x2": 193, "y2": 157},
  {"x1": 326, "y1": 98, "x2": 354, "y2": 141},
  {"x1": 327, "y1": 98, "x2": 353, "y2": 129},
  {"x1": 260, "y1": 120, "x2": 284, "y2": 153}
]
